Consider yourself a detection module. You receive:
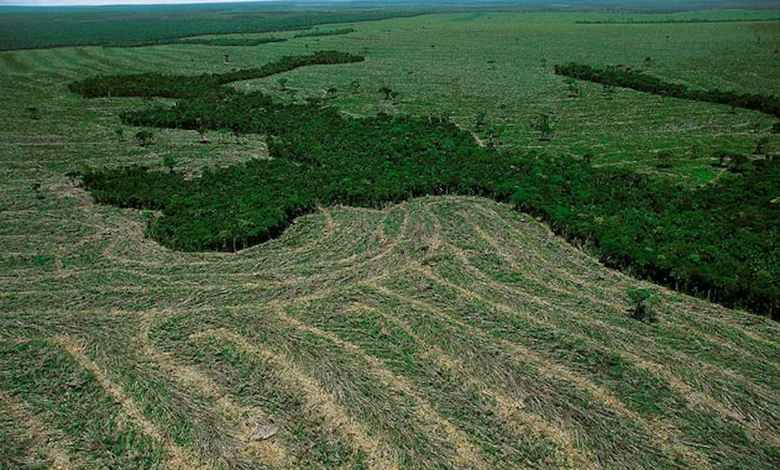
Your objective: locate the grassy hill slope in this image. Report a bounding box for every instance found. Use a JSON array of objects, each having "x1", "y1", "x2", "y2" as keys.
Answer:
[{"x1": 2, "y1": 192, "x2": 779, "y2": 468}]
